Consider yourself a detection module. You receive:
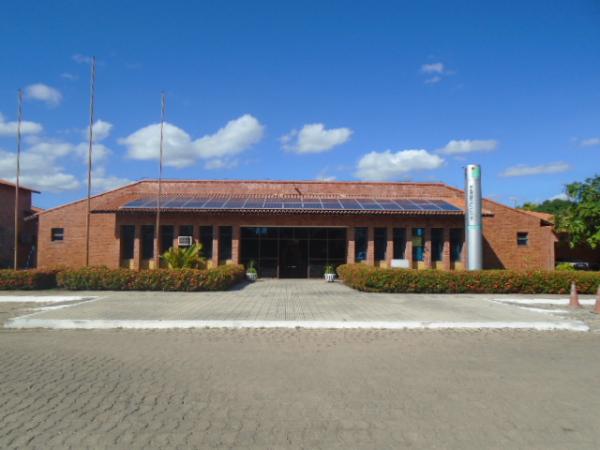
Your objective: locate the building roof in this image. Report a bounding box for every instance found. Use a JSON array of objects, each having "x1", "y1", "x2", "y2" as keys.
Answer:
[
  {"x1": 519, "y1": 209, "x2": 555, "y2": 225},
  {"x1": 31, "y1": 179, "x2": 506, "y2": 219},
  {"x1": 0, "y1": 179, "x2": 40, "y2": 193}
]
